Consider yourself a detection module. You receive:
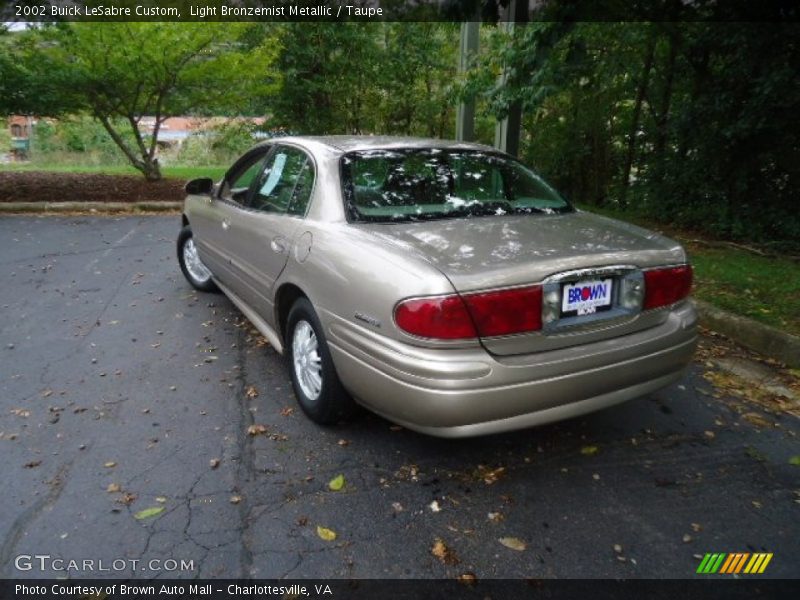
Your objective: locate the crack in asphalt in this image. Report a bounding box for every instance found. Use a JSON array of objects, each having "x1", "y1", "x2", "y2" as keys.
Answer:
[
  {"x1": 0, "y1": 461, "x2": 73, "y2": 577},
  {"x1": 232, "y1": 325, "x2": 257, "y2": 578}
]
